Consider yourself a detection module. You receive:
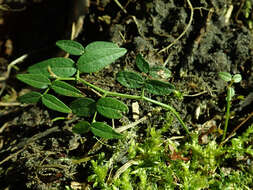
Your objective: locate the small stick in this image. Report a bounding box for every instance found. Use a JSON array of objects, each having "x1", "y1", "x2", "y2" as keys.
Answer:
[
  {"x1": 183, "y1": 91, "x2": 208, "y2": 97},
  {"x1": 116, "y1": 115, "x2": 148, "y2": 133},
  {"x1": 0, "y1": 147, "x2": 25, "y2": 165},
  {"x1": 0, "y1": 54, "x2": 28, "y2": 81},
  {"x1": 113, "y1": 0, "x2": 127, "y2": 14},
  {"x1": 112, "y1": 160, "x2": 139, "y2": 180},
  {"x1": 0, "y1": 102, "x2": 21, "y2": 106}
]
